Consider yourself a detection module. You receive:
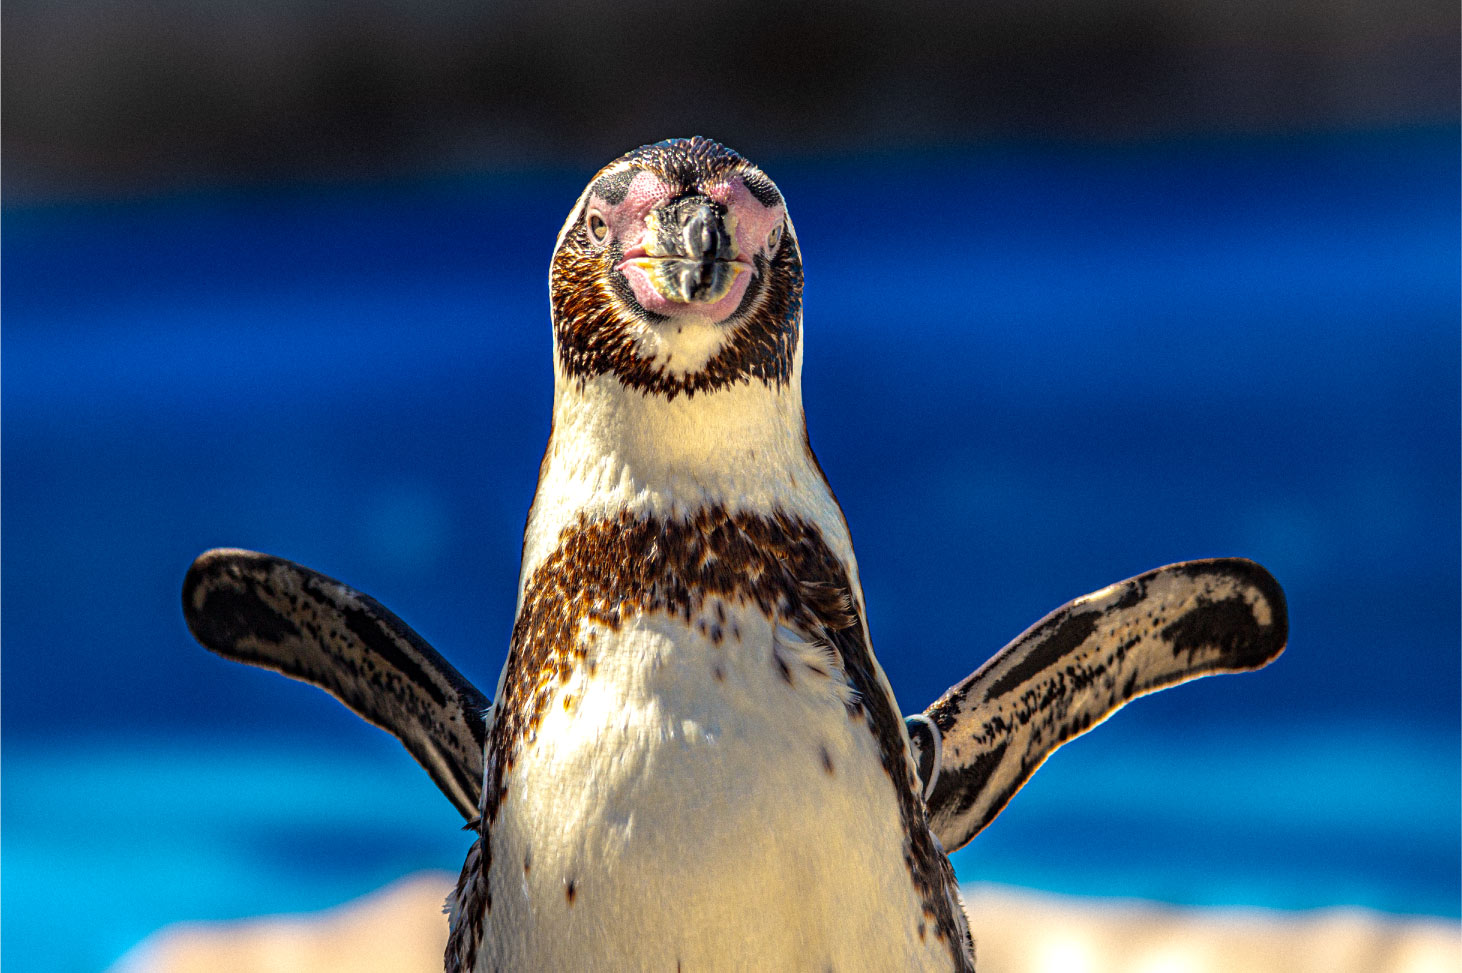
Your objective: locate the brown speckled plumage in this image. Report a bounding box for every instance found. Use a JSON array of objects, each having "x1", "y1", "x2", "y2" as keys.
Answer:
[{"x1": 445, "y1": 506, "x2": 973, "y2": 971}]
